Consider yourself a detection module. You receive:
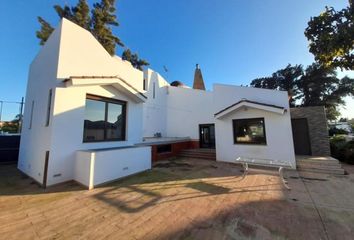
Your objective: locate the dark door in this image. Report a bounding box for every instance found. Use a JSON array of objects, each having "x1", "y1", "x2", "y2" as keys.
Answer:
[
  {"x1": 291, "y1": 118, "x2": 311, "y2": 155},
  {"x1": 199, "y1": 124, "x2": 215, "y2": 148}
]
